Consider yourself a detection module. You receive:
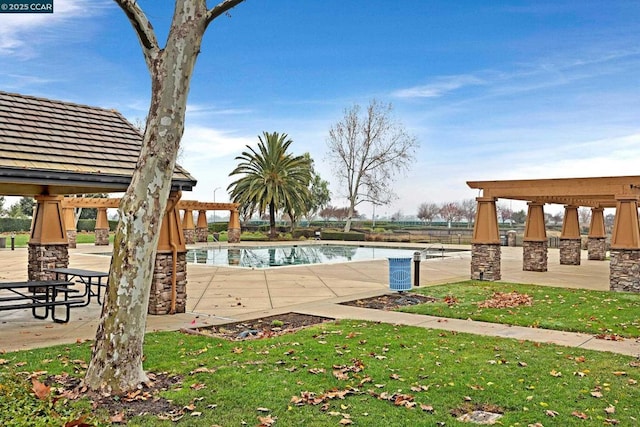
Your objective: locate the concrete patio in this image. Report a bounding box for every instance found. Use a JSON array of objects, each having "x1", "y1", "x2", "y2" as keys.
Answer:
[{"x1": 1, "y1": 241, "x2": 638, "y2": 357}]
